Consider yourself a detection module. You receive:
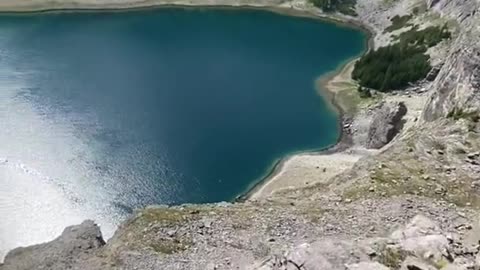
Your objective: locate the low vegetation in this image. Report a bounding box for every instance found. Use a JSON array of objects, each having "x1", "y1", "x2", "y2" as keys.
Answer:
[
  {"x1": 447, "y1": 108, "x2": 480, "y2": 122},
  {"x1": 377, "y1": 247, "x2": 411, "y2": 269},
  {"x1": 310, "y1": 0, "x2": 357, "y2": 16},
  {"x1": 385, "y1": 15, "x2": 412, "y2": 32},
  {"x1": 357, "y1": 86, "x2": 372, "y2": 98},
  {"x1": 395, "y1": 24, "x2": 451, "y2": 47},
  {"x1": 352, "y1": 25, "x2": 450, "y2": 91}
]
